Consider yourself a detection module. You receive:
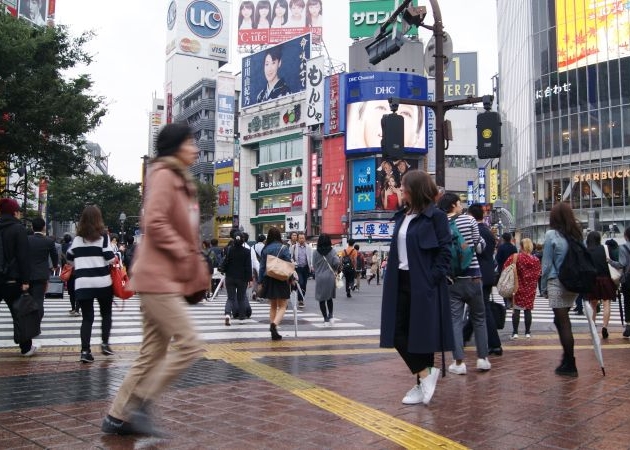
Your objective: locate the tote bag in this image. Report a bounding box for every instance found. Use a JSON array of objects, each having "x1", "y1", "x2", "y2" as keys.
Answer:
[
  {"x1": 603, "y1": 245, "x2": 622, "y2": 286},
  {"x1": 266, "y1": 246, "x2": 295, "y2": 281},
  {"x1": 111, "y1": 257, "x2": 134, "y2": 300}
]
